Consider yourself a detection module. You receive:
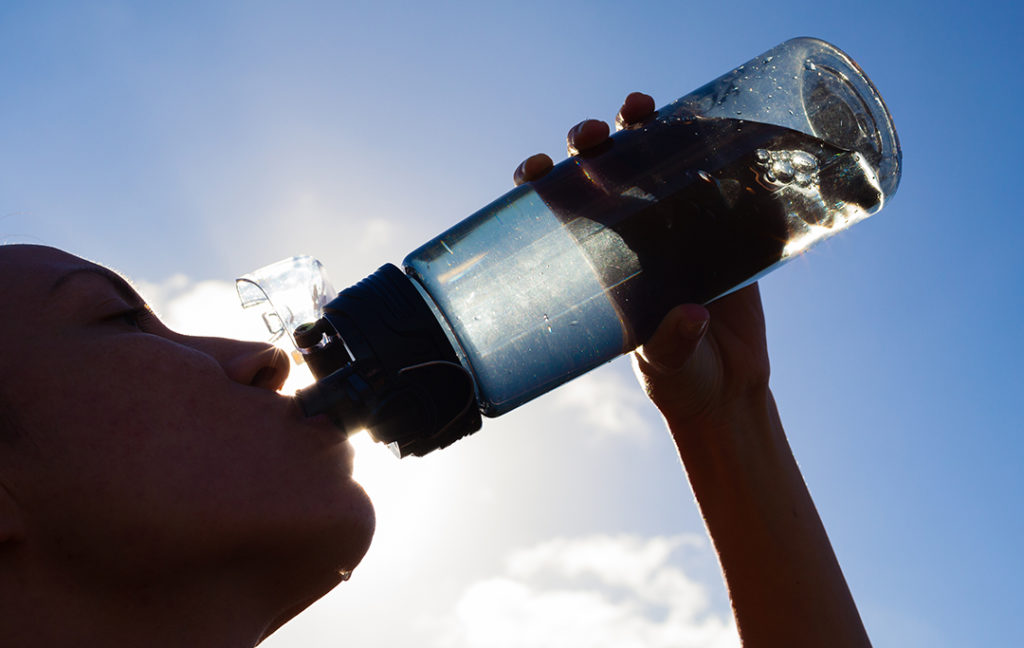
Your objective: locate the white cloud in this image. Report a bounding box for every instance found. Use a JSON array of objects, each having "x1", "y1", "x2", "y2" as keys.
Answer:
[
  {"x1": 550, "y1": 368, "x2": 652, "y2": 440},
  {"x1": 134, "y1": 275, "x2": 268, "y2": 341},
  {"x1": 505, "y1": 535, "x2": 705, "y2": 602},
  {"x1": 437, "y1": 534, "x2": 738, "y2": 648}
]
